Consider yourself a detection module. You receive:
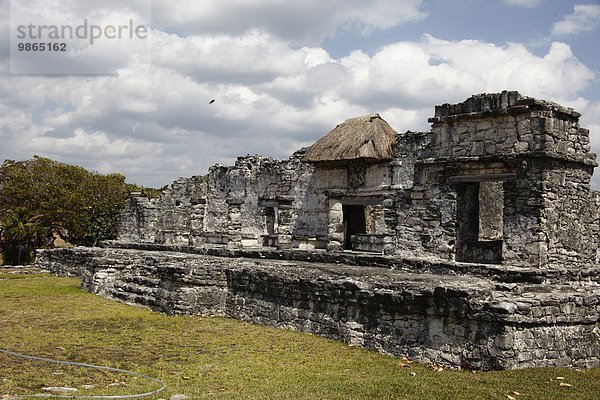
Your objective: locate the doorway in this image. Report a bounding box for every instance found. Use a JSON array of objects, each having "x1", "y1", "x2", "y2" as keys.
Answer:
[
  {"x1": 343, "y1": 205, "x2": 366, "y2": 250},
  {"x1": 265, "y1": 207, "x2": 276, "y2": 236},
  {"x1": 456, "y1": 181, "x2": 503, "y2": 264}
]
